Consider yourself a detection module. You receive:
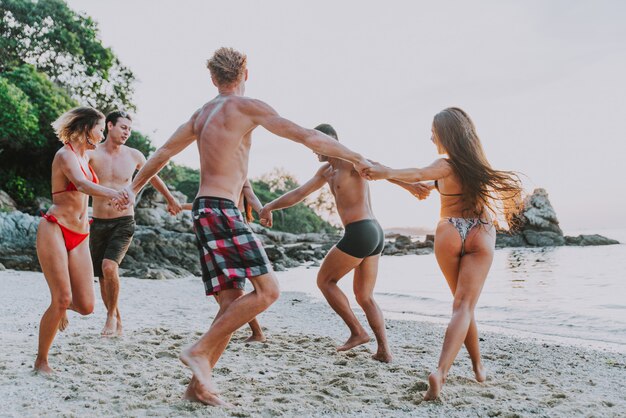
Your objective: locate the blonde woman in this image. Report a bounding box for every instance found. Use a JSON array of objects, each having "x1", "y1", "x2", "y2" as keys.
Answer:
[
  {"x1": 35, "y1": 107, "x2": 128, "y2": 373},
  {"x1": 364, "y1": 107, "x2": 522, "y2": 400}
]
